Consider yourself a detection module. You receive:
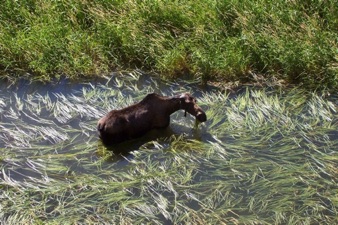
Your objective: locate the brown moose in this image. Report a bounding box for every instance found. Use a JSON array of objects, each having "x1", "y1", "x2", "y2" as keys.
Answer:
[{"x1": 97, "y1": 93, "x2": 207, "y2": 145}]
